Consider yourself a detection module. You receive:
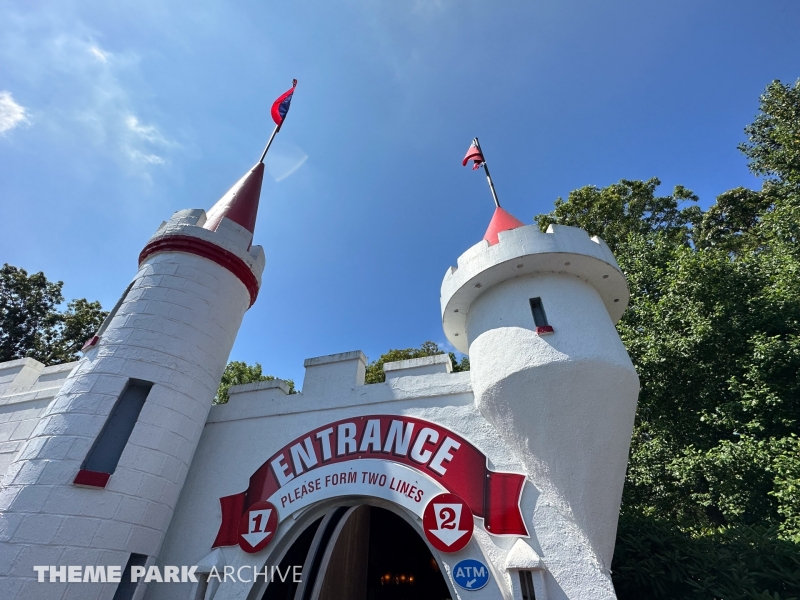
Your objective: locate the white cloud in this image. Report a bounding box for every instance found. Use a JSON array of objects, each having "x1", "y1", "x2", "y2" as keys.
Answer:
[
  {"x1": 89, "y1": 45, "x2": 109, "y2": 62},
  {"x1": 125, "y1": 115, "x2": 167, "y2": 145},
  {"x1": 0, "y1": 14, "x2": 178, "y2": 172},
  {"x1": 125, "y1": 146, "x2": 166, "y2": 165},
  {"x1": 122, "y1": 114, "x2": 175, "y2": 164},
  {"x1": 0, "y1": 91, "x2": 29, "y2": 134}
]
